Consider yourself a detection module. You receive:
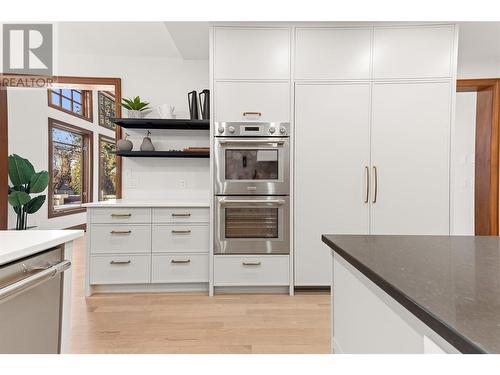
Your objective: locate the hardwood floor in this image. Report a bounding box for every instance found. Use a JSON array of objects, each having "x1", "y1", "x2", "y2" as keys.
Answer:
[{"x1": 69, "y1": 236, "x2": 331, "y2": 353}]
